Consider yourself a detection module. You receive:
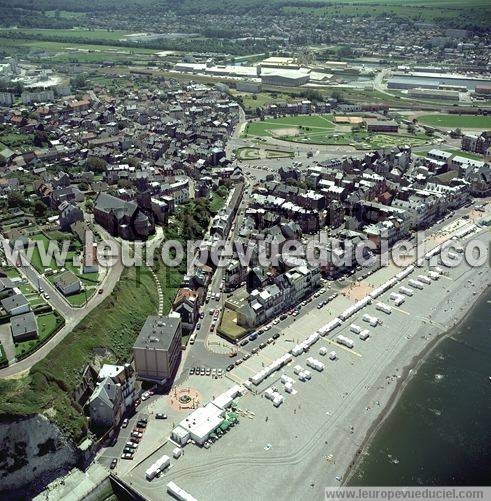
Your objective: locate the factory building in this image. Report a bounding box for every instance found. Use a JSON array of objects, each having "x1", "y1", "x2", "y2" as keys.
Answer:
[
  {"x1": 408, "y1": 88, "x2": 460, "y2": 101},
  {"x1": 236, "y1": 80, "x2": 262, "y2": 93},
  {"x1": 260, "y1": 71, "x2": 310, "y2": 87}
]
